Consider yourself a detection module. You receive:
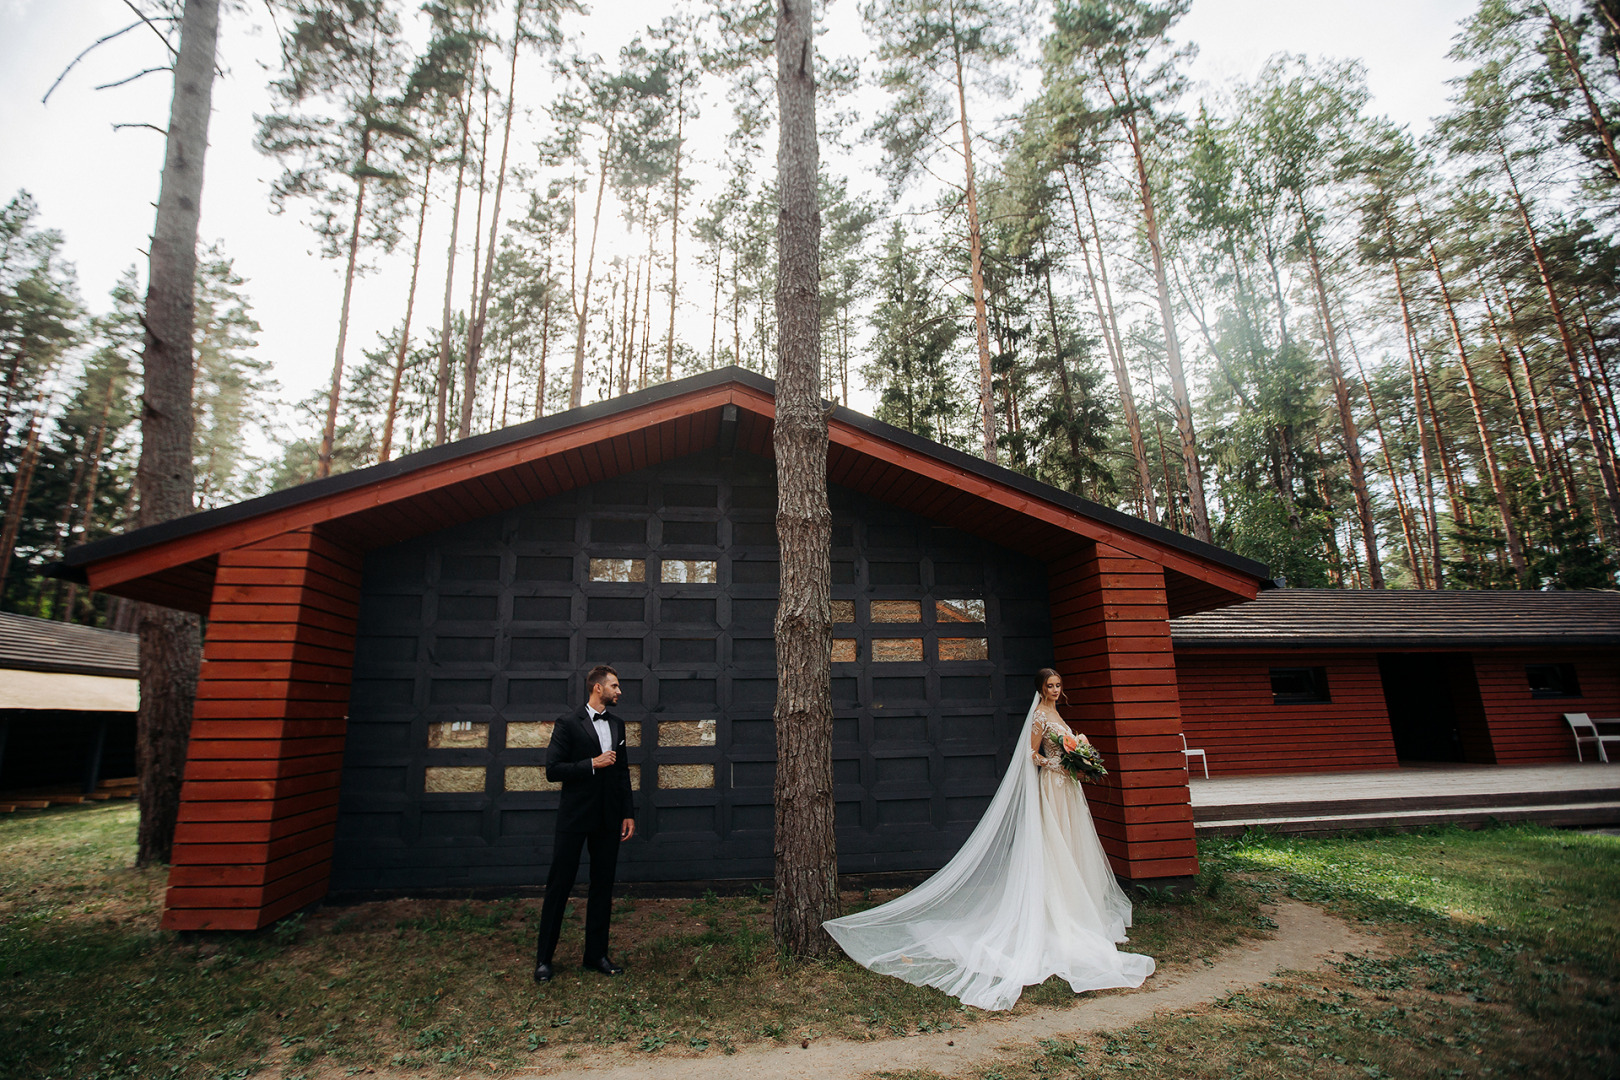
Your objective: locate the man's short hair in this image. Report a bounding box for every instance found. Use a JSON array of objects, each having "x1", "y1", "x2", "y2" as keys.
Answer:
[{"x1": 586, "y1": 664, "x2": 618, "y2": 692}]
